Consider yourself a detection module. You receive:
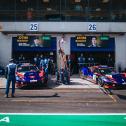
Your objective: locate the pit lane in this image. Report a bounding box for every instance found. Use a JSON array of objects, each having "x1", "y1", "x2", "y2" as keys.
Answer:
[{"x1": 0, "y1": 75, "x2": 126, "y2": 113}]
